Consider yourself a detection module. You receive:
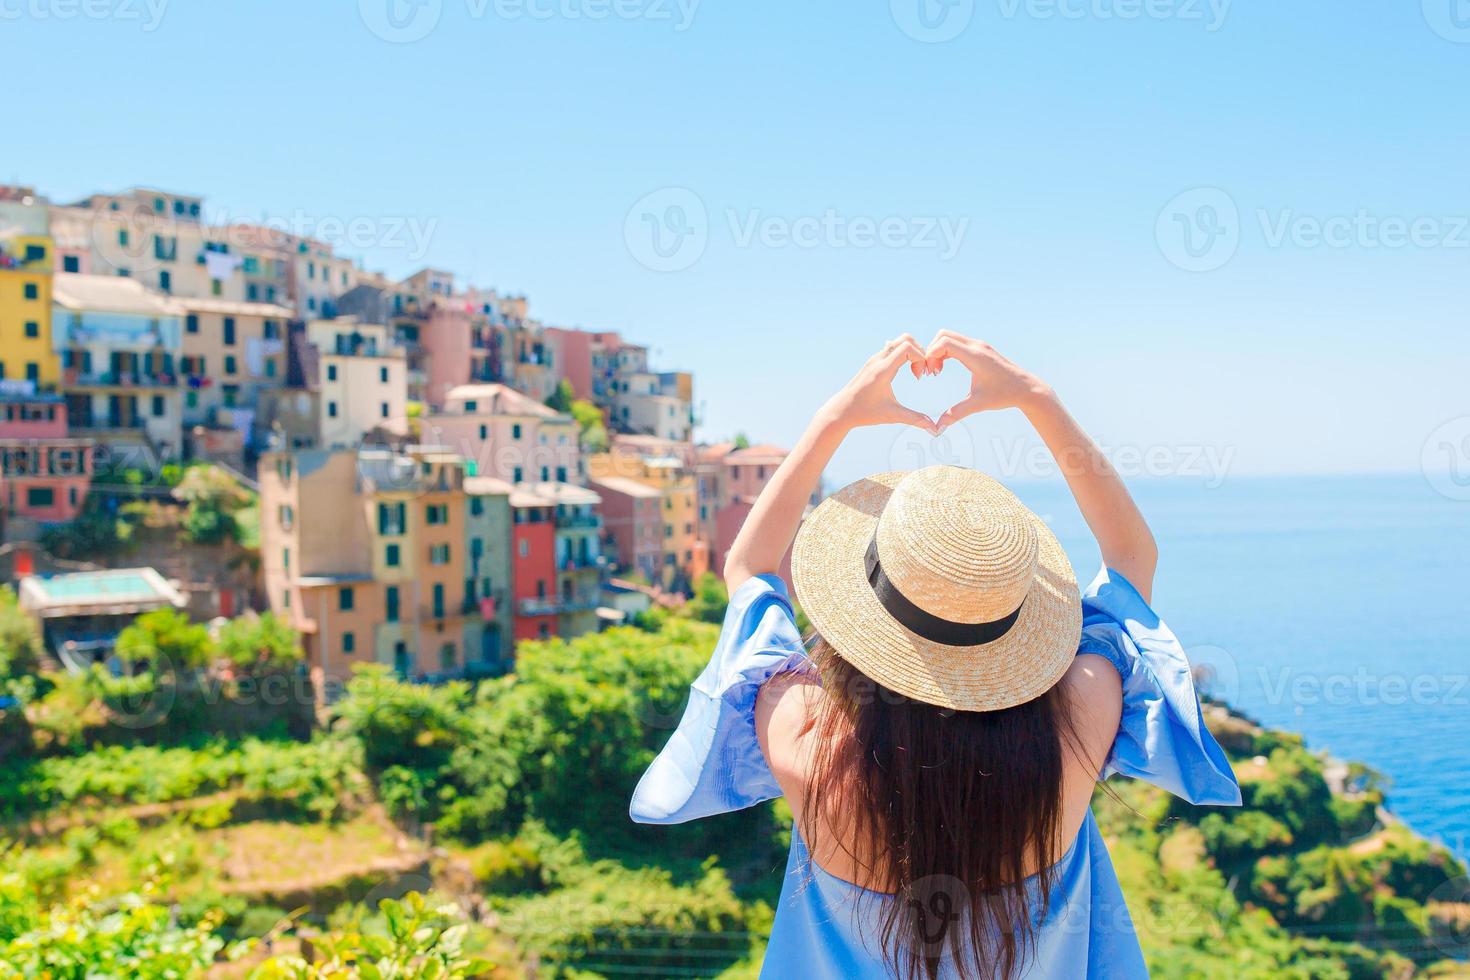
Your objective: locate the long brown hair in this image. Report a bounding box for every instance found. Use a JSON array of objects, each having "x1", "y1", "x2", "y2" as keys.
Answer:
[{"x1": 800, "y1": 636, "x2": 1082, "y2": 980}]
